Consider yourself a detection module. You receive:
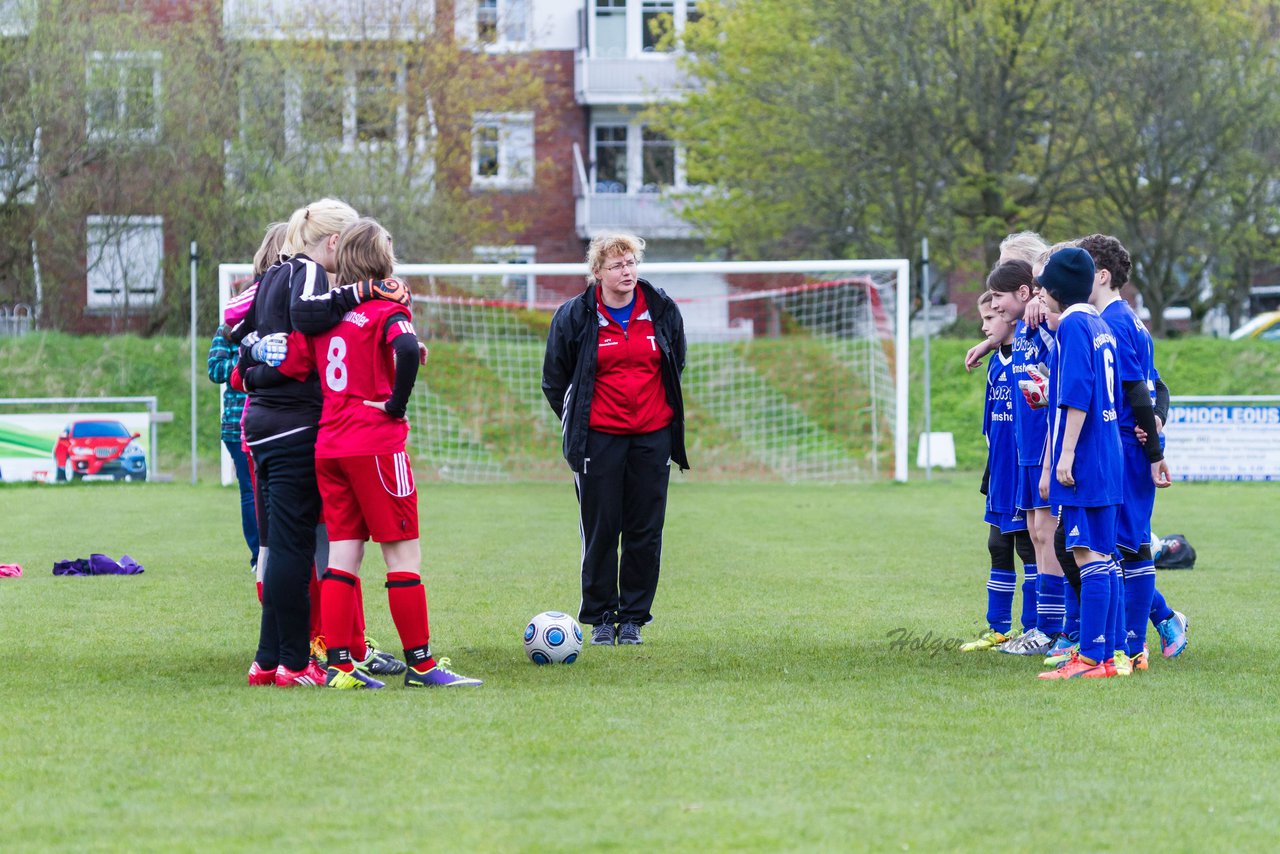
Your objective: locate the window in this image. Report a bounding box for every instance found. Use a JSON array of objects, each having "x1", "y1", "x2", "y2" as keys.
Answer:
[
  {"x1": 471, "y1": 113, "x2": 534, "y2": 190},
  {"x1": 642, "y1": 0, "x2": 676, "y2": 52},
  {"x1": 474, "y1": 244, "x2": 537, "y2": 301},
  {"x1": 641, "y1": 127, "x2": 674, "y2": 191},
  {"x1": 462, "y1": 0, "x2": 529, "y2": 50},
  {"x1": 594, "y1": 0, "x2": 627, "y2": 57},
  {"x1": 86, "y1": 52, "x2": 161, "y2": 142},
  {"x1": 86, "y1": 216, "x2": 163, "y2": 311},
  {"x1": 593, "y1": 125, "x2": 628, "y2": 192},
  {"x1": 282, "y1": 58, "x2": 410, "y2": 152}
]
